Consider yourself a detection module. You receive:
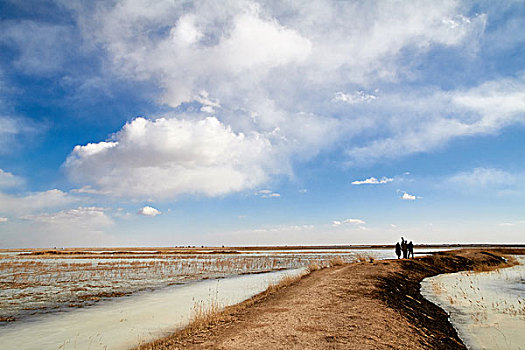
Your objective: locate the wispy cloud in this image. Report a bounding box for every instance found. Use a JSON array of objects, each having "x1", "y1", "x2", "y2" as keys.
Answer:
[
  {"x1": 332, "y1": 218, "x2": 366, "y2": 226},
  {"x1": 0, "y1": 189, "x2": 80, "y2": 215},
  {"x1": 333, "y1": 90, "x2": 377, "y2": 104},
  {"x1": 448, "y1": 167, "x2": 515, "y2": 188},
  {"x1": 252, "y1": 224, "x2": 315, "y2": 233},
  {"x1": 21, "y1": 207, "x2": 114, "y2": 233},
  {"x1": 0, "y1": 169, "x2": 23, "y2": 189},
  {"x1": 0, "y1": 116, "x2": 40, "y2": 154},
  {"x1": 255, "y1": 189, "x2": 281, "y2": 198}
]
